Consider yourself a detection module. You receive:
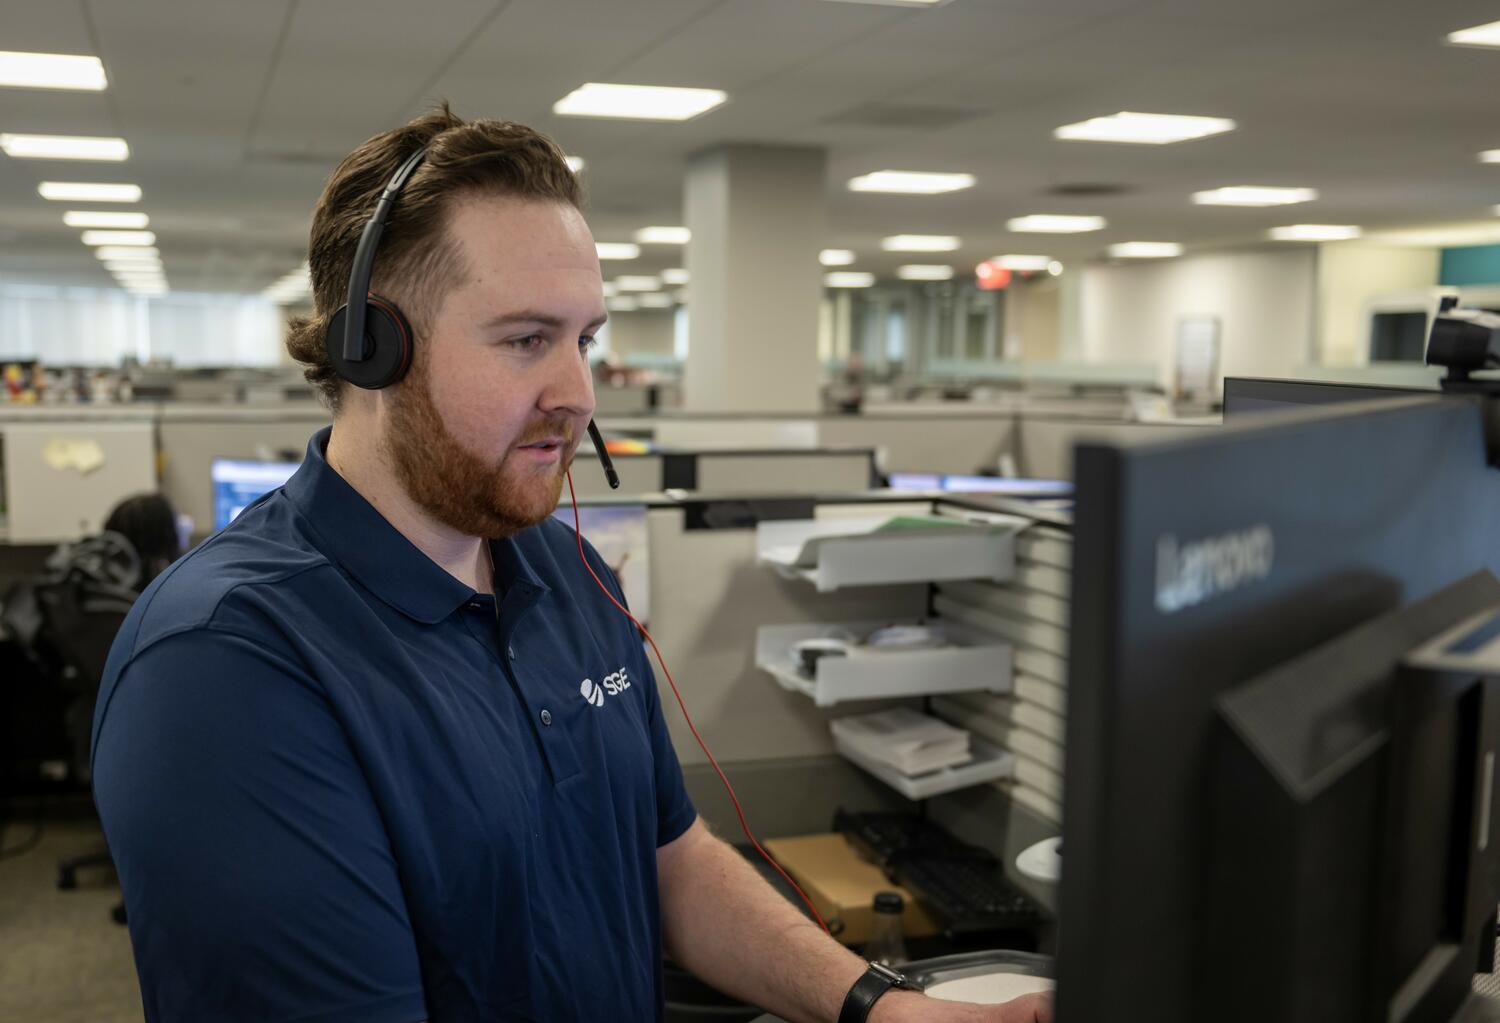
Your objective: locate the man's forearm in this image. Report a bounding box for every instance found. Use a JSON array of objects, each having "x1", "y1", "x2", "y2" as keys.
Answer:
[
  {"x1": 656, "y1": 820, "x2": 941, "y2": 1023},
  {"x1": 657, "y1": 821, "x2": 870, "y2": 1022}
]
